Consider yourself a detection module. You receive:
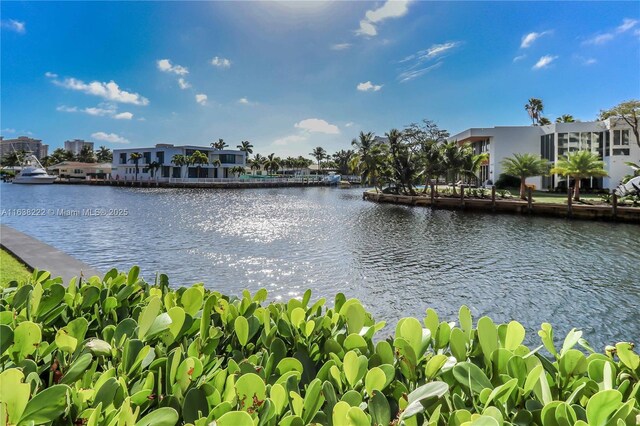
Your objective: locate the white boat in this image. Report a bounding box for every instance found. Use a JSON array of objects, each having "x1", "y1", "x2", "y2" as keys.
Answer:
[
  {"x1": 323, "y1": 172, "x2": 341, "y2": 185},
  {"x1": 13, "y1": 154, "x2": 57, "y2": 184},
  {"x1": 614, "y1": 176, "x2": 640, "y2": 196}
]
